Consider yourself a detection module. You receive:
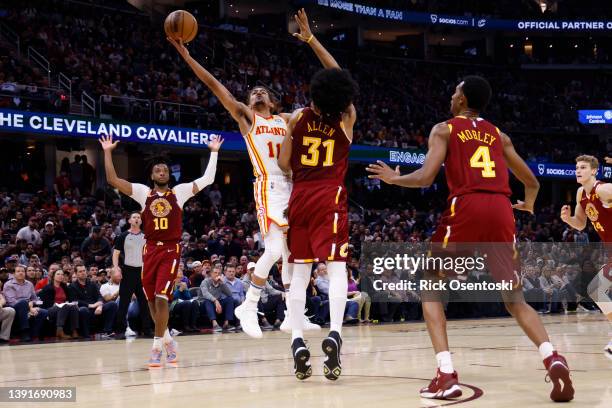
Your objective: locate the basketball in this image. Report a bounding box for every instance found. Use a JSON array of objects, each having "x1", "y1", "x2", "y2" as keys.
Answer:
[{"x1": 164, "y1": 10, "x2": 198, "y2": 43}]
